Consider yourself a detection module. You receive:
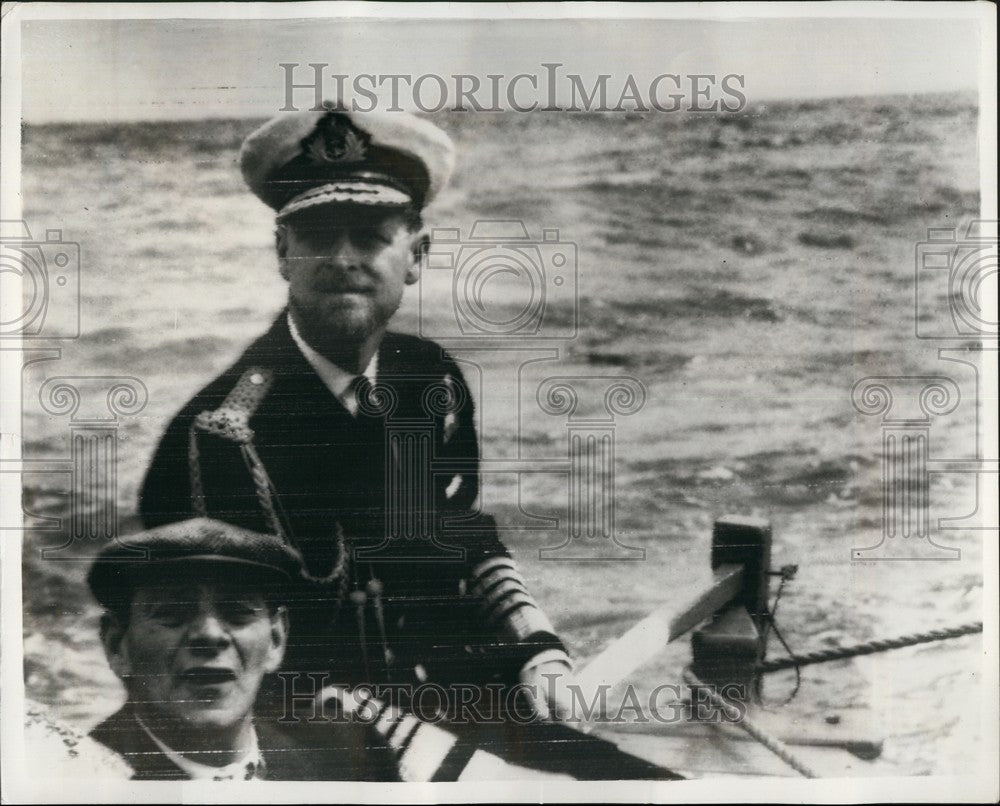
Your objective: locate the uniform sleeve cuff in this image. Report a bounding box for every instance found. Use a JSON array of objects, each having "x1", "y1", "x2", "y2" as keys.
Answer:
[{"x1": 520, "y1": 648, "x2": 574, "y2": 675}]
